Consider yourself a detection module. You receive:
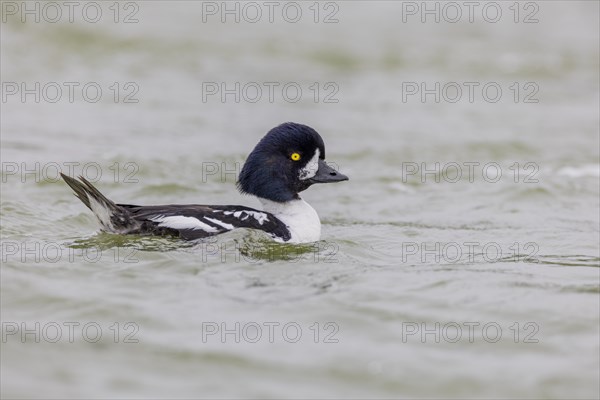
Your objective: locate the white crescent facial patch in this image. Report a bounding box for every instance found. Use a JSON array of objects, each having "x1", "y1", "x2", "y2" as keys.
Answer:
[{"x1": 299, "y1": 149, "x2": 320, "y2": 180}]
